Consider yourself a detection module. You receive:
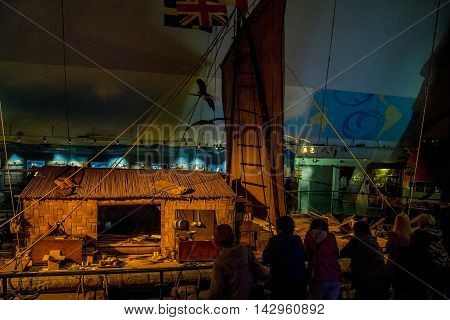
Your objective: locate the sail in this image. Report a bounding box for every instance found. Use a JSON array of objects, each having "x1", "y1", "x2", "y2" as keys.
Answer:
[{"x1": 221, "y1": 0, "x2": 287, "y2": 225}]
